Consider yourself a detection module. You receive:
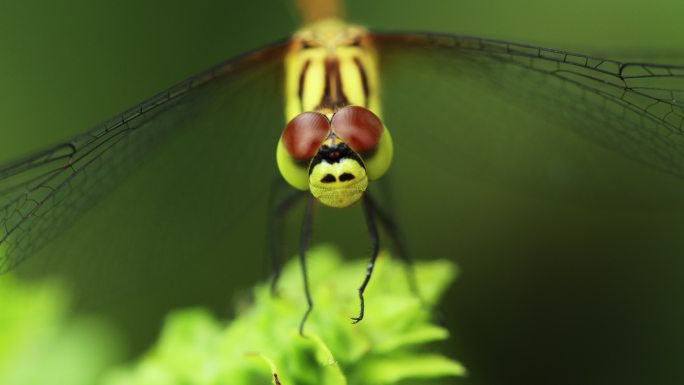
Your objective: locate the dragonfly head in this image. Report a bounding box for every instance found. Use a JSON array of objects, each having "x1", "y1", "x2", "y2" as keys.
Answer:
[{"x1": 277, "y1": 106, "x2": 390, "y2": 208}]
